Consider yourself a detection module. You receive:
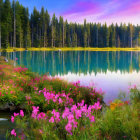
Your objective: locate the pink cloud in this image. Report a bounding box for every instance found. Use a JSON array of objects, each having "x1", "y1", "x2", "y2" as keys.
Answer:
[
  {"x1": 62, "y1": 1, "x2": 101, "y2": 17},
  {"x1": 61, "y1": 0, "x2": 140, "y2": 25}
]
